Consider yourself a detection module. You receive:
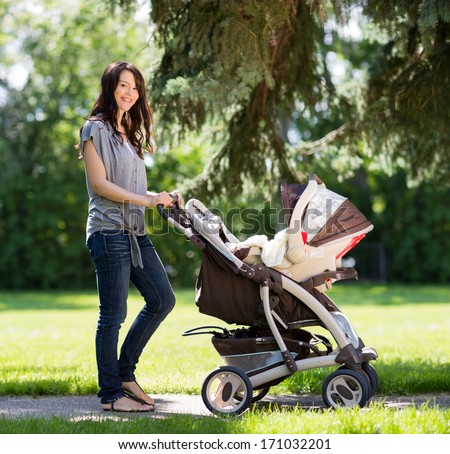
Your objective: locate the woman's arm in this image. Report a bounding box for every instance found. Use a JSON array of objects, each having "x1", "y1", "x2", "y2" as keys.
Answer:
[{"x1": 83, "y1": 139, "x2": 173, "y2": 208}]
